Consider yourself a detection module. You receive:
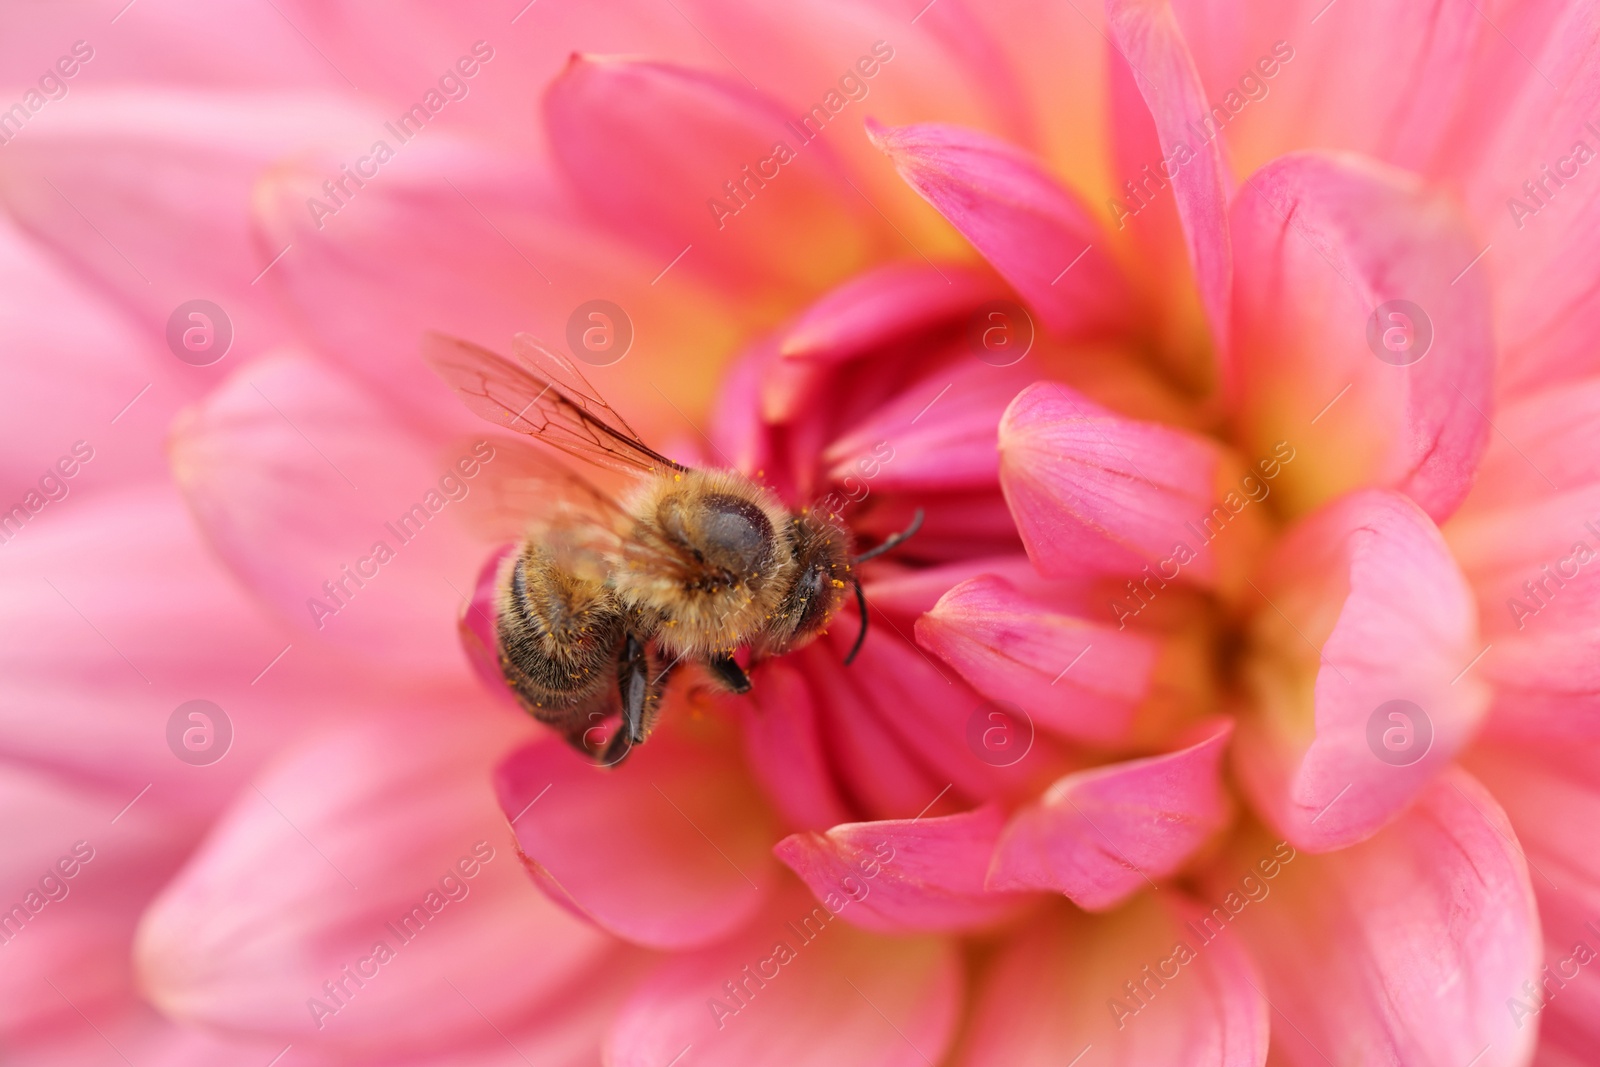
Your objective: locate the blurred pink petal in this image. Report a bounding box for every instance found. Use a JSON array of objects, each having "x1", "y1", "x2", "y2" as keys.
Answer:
[
  {"x1": 545, "y1": 56, "x2": 882, "y2": 297},
  {"x1": 1468, "y1": 740, "x2": 1600, "y2": 1060},
  {"x1": 137, "y1": 714, "x2": 612, "y2": 1057},
  {"x1": 956, "y1": 893, "x2": 1268, "y2": 1067},
  {"x1": 605, "y1": 889, "x2": 962, "y2": 1067},
  {"x1": 1447, "y1": 376, "x2": 1600, "y2": 741},
  {"x1": 170, "y1": 352, "x2": 489, "y2": 679},
  {"x1": 0, "y1": 485, "x2": 344, "y2": 797}
]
